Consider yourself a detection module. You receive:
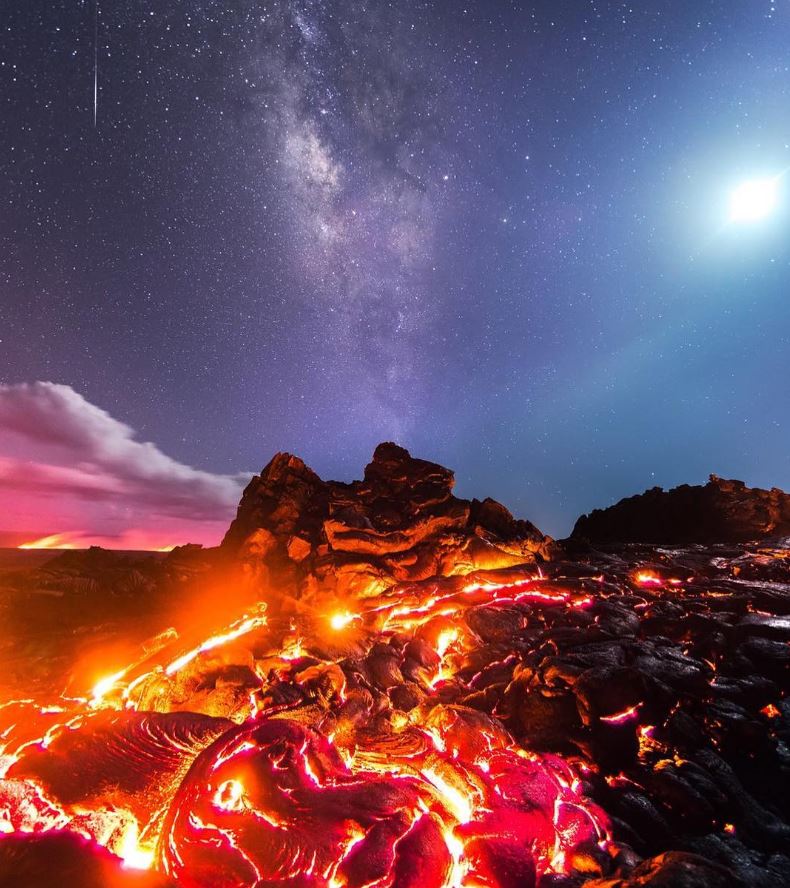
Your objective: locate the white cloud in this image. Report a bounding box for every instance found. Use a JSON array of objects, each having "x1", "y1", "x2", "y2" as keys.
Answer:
[{"x1": 0, "y1": 382, "x2": 247, "y2": 548}]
